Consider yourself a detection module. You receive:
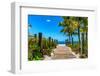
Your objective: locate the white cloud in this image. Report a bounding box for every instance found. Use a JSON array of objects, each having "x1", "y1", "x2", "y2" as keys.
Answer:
[{"x1": 46, "y1": 19, "x2": 51, "y2": 22}]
